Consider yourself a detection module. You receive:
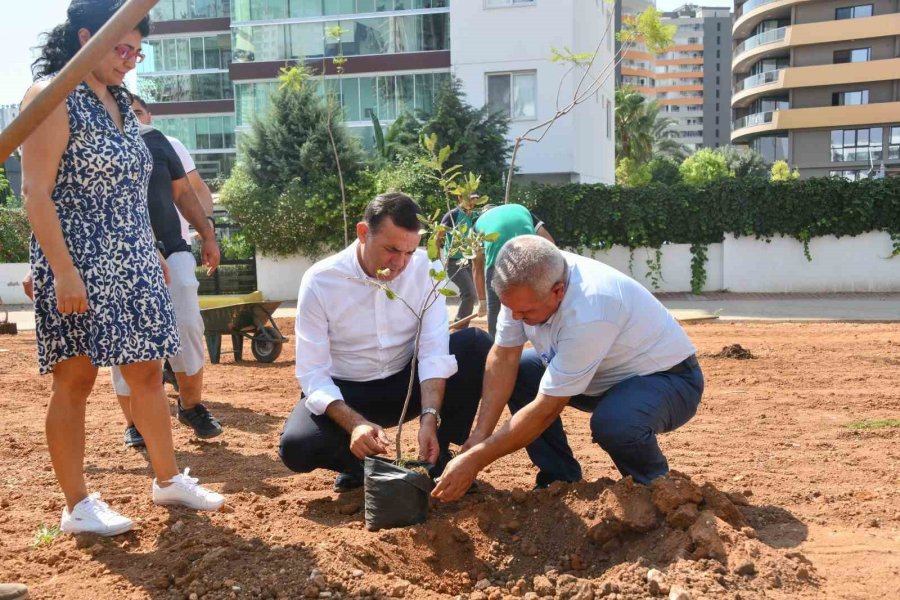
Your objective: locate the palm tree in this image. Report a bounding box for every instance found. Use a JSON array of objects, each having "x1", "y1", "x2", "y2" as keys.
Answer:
[{"x1": 615, "y1": 86, "x2": 687, "y2": 164}]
